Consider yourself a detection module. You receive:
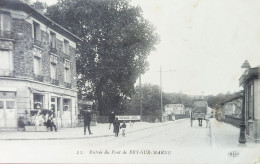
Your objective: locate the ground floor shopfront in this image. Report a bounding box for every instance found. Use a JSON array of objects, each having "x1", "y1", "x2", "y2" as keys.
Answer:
[{"x1": 0, "y1": 77, "x2": 78, "y2": 129}]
